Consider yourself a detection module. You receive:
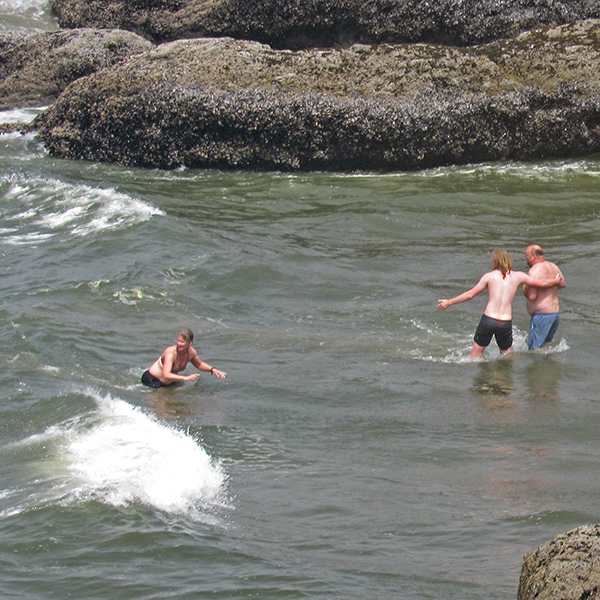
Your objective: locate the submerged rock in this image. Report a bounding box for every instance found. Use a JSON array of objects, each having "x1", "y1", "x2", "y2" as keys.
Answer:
[
  {"x1": 34, "y1": 22, "x2": 600, "y2": 171},
  {"x1": 519, "y1": 525, "x2": 600, "y2": 600},
  {"x1": 49, "y1": 0, "x2": 600, "y2": 48},
  {"x1": 0, "y1": 29, "x2": 154, "y2": 110}
]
